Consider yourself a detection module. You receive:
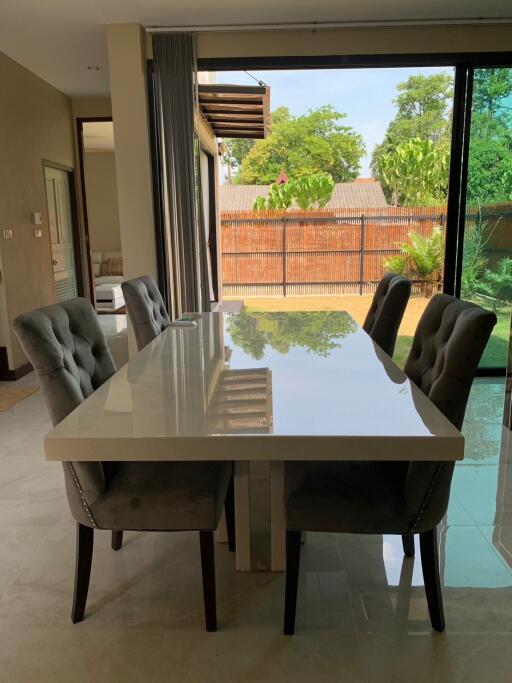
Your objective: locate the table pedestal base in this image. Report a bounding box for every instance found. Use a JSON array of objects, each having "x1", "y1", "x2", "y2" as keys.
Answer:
[
  {"x1": 233, "y1": 460, "x2": 286, "y2": 572},
  {"x1": 270, "y1": 461, "x2": 286, "y2": 571}
]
